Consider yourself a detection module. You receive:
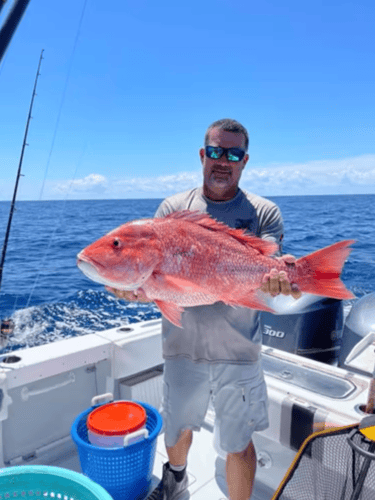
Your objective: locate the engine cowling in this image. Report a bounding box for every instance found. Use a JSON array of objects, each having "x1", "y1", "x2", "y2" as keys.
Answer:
[
  {"x1": 259, "y1": 294, "x2": 344, "y2": 365},
  {"x1": 338, "y1": 292, "x2": 375, "y2": 370}
]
